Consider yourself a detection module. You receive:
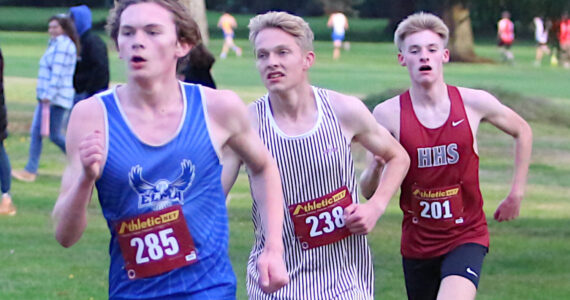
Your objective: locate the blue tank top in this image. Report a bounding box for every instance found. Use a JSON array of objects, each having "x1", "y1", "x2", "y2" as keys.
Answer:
[{"x1": 95, "y1": 82, "x2": 235, "y2": 299}]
